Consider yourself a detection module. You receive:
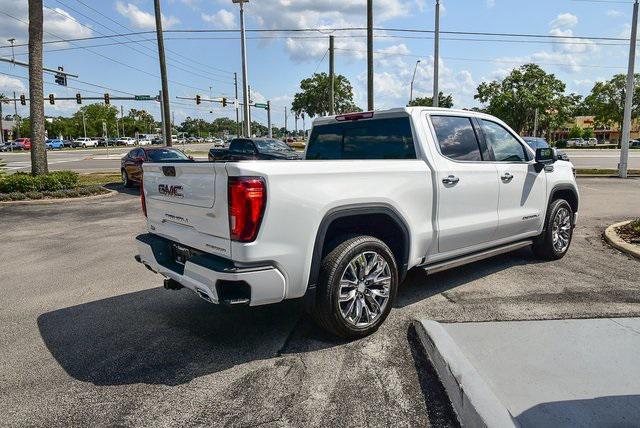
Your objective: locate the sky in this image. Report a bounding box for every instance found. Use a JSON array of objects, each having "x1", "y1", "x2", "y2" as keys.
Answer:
[{"x1": 0, "y1": 0, "x2": 636, "y2": 129}]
